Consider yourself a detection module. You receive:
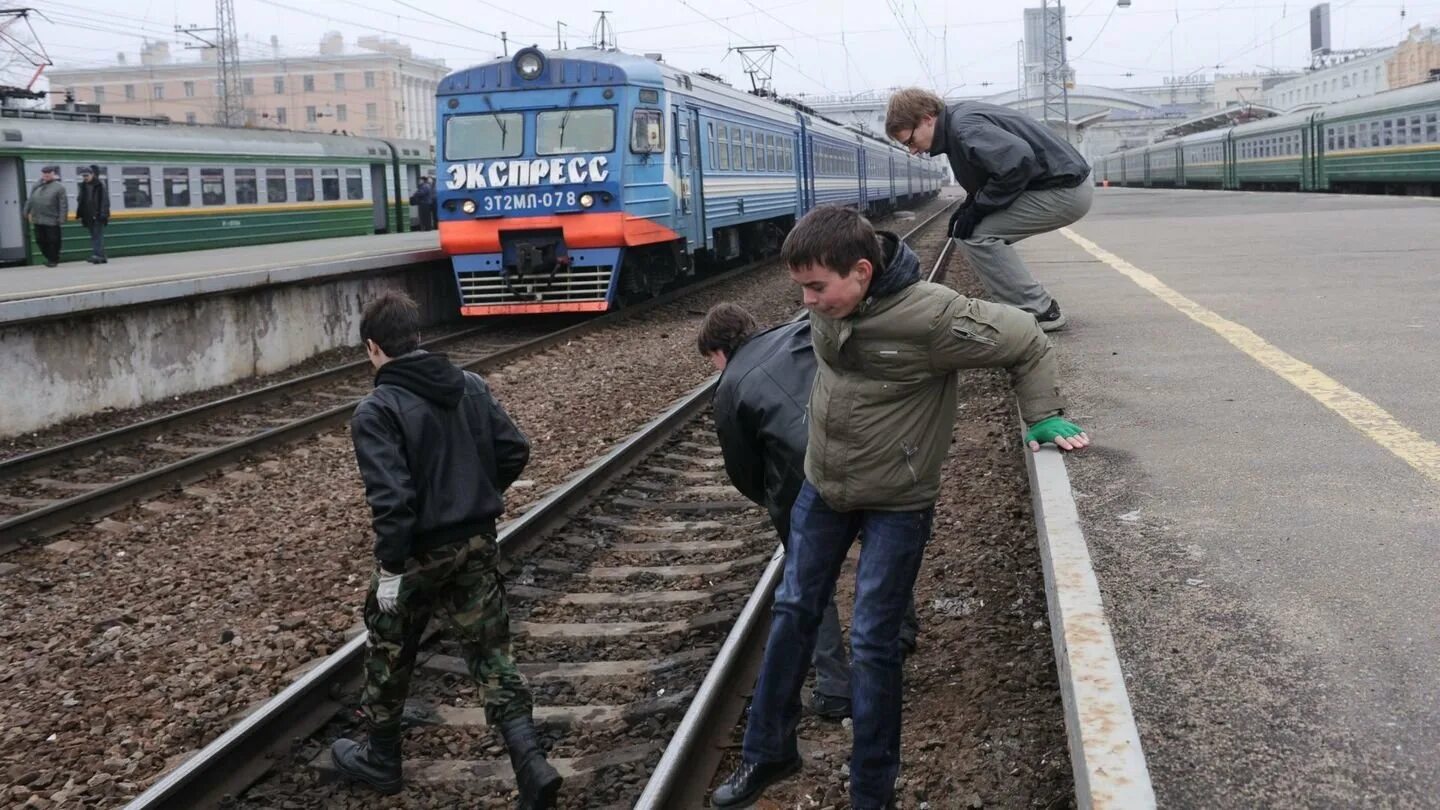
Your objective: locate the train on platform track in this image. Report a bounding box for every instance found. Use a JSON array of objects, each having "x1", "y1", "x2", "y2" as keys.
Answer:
[
  {"x1": 434, "y1": 47, "x2": 947, "y2": 316},
  {"x1": 1094, "y1": 80, "x2": 1440, "y2": 194},
  {"x1": 0, "y1": 110, "x2": 433, "y2": 266}
]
